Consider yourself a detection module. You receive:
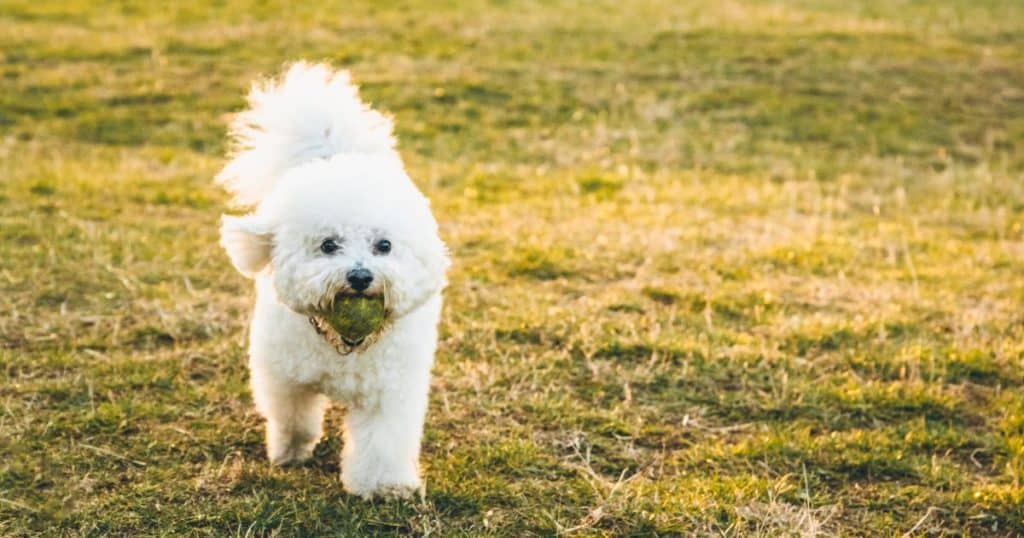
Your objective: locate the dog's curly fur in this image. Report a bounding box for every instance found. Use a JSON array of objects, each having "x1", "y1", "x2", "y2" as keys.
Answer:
[{"x1": 216, "y1": 62, "x2": 449, "y2": 498}]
